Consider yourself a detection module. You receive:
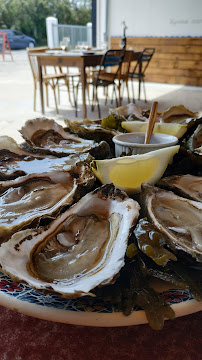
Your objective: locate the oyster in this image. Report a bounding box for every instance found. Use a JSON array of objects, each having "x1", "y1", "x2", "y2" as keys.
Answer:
[
  {"x1": 20, "y1": 118, "x2": 111, "y2": 159},
  {"x1": 64, "y1": 118, "x2": 118, "y2": 152},
  {"x1": 110, "y1": 103, "x2": 148, "y2": 122},
  {"x1": 0, "y1": 144, "x2": 93, "y2": 181},
  {"x1": 157, "y1": 175, "x2": 202, "y2": 202},
  {"x1": 0, "y1": 162, "x2": 95, "y2": 243},
  {"x1": 193, "y1": 124, "x2": 202, "y2": 149},
  {"x1": 161, "y1": 105, "x2": 198, "y2": 123},
  {"x1": 0, "y1": 184, "x2": 140, "y2": 298},
  {"x1": 0, "y1": 136, "x2": 33, "y2": 158},
  {"x1": 195, "y1": 146, "x2": 202, "y2": 155},
  {"x1": 141, "y1": 184, "x2": 202, "y2": 261}
]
